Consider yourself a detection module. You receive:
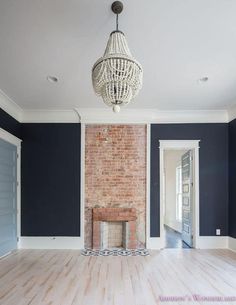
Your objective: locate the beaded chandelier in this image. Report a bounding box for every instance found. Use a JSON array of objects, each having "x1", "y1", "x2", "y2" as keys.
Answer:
[{"x1": 92, "y1": 1, "x2": 143, "y2": 113}]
